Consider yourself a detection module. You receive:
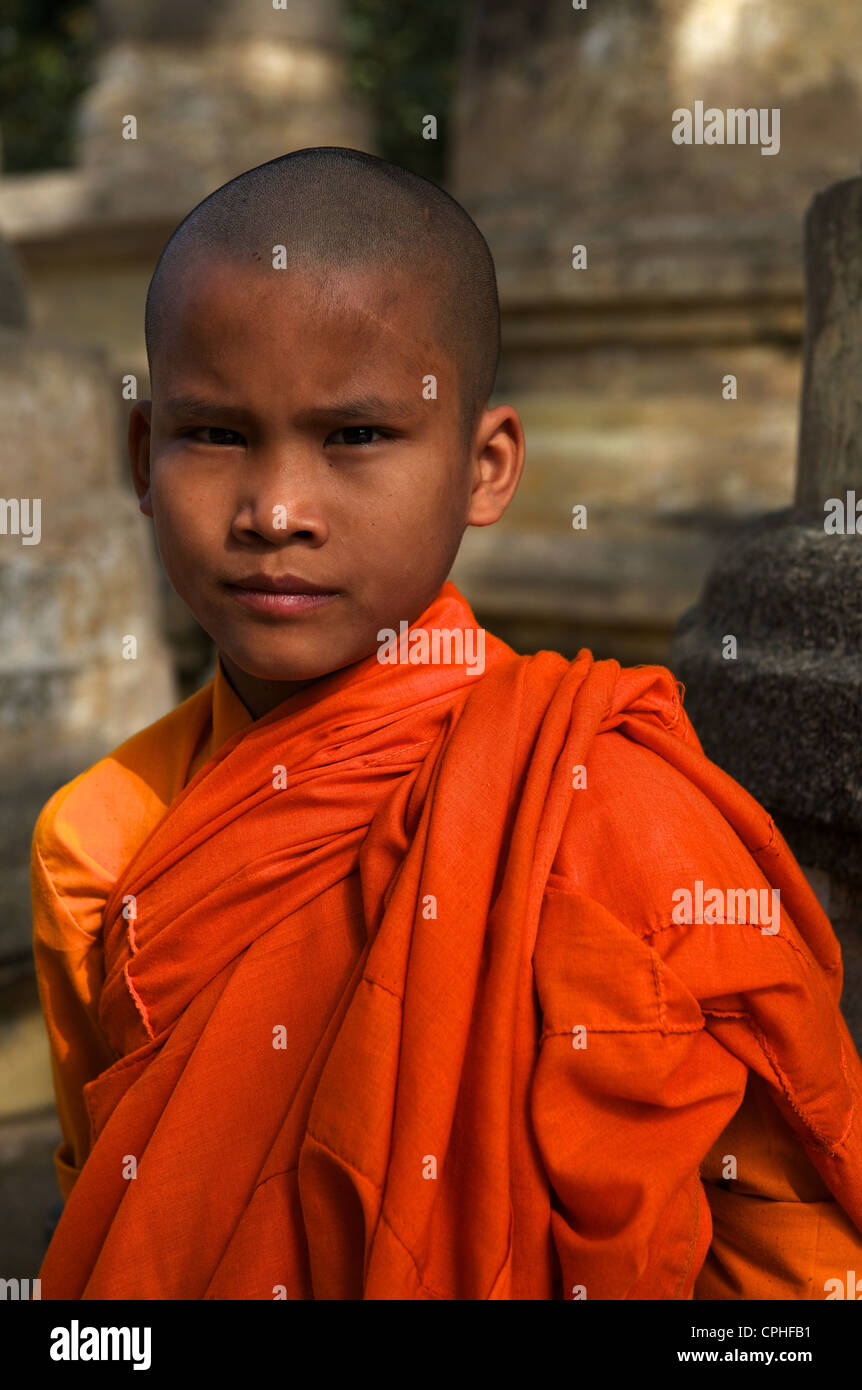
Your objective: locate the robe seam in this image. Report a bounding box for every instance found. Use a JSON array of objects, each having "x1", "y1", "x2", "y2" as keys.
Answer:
[
  {"x1": 643, "y1": 916, "x2": 822, "y2": 983},
  {"x1": 650, "y1": 949, "x2": 666, "y2": 1031},
  {"x1": 254, "y1": 1163, "x2": 298, "y2": 1192},
  {"x1": 357, "y1": 739, "x2": 437, "y2": 764},
  {"x1": 303, "y1": 1124, "x2": 383, "y2": 1194},
  {"x1": 670, "y1": 1172, "x2": 702, "y2": 1299},
  {"x1": 85, "y1": 1029, "x2": 164, "y2": 1082},
  {"x1": 363, "y1": 973, "x2": 404, "y2": 1003},
  {"x1": 83, "y1": 1029, "x2": 168, "y2": 1143},
  {"x1": 377, "y1": 1209, "x2": 450, "y2": 1299},
  {"x1": 540, "y1": 900, "x2": 815, "y2": 965},
  {"x1": 123, "y1": 961, "x2": 155, "y2": 1041},
  {"x1": 302, "y1": 1126, "x2": 449, "y2": 1298},
  {"x1": 540, "y1": 1022, "x2": 703, "y2": 1039},
  {"x1": 644, "y1": 916, "x2": 792, "y2": 941},
  {"x1": 752, "y1": 816, "x2": 779, "y2": 857},
  {"x1": 668, "y1": 679, "x2": 686, "y2": 731},
  {"x1": 701, "y1": 1008, "x2": 844, "y2": 1155},
  {"x1": 836, "y1": 1045, "x2": 858, "y2": 1147}
]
